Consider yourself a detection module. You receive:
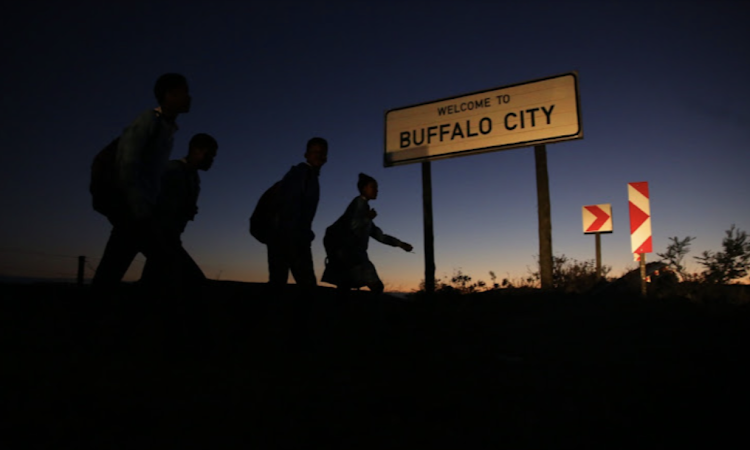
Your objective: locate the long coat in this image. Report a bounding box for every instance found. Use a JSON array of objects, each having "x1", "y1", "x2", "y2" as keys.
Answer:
[{"x1": 322, "y1": 196, "x2": 401, "y2": 288}]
